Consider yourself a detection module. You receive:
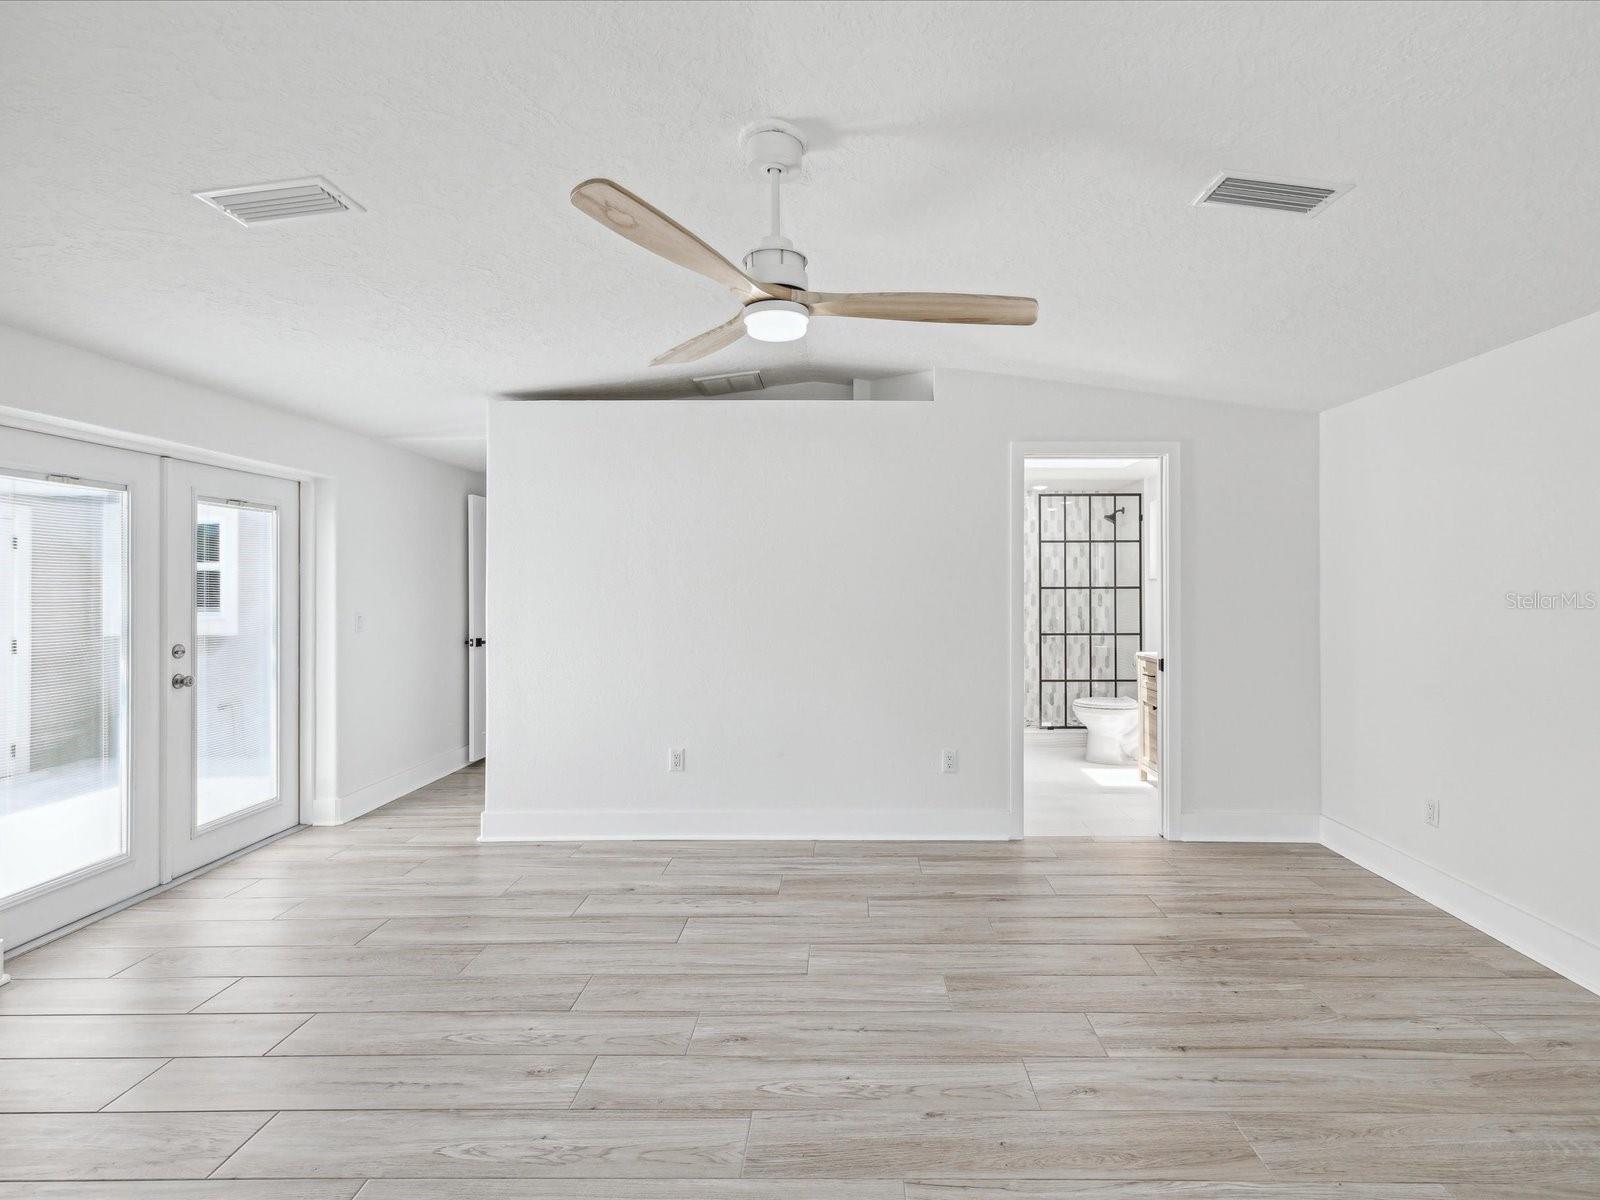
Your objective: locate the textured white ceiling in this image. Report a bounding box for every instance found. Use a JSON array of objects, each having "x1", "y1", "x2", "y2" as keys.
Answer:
[{"x1": 4, "y1": 1, "x2": 1600, "y2": 470}]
